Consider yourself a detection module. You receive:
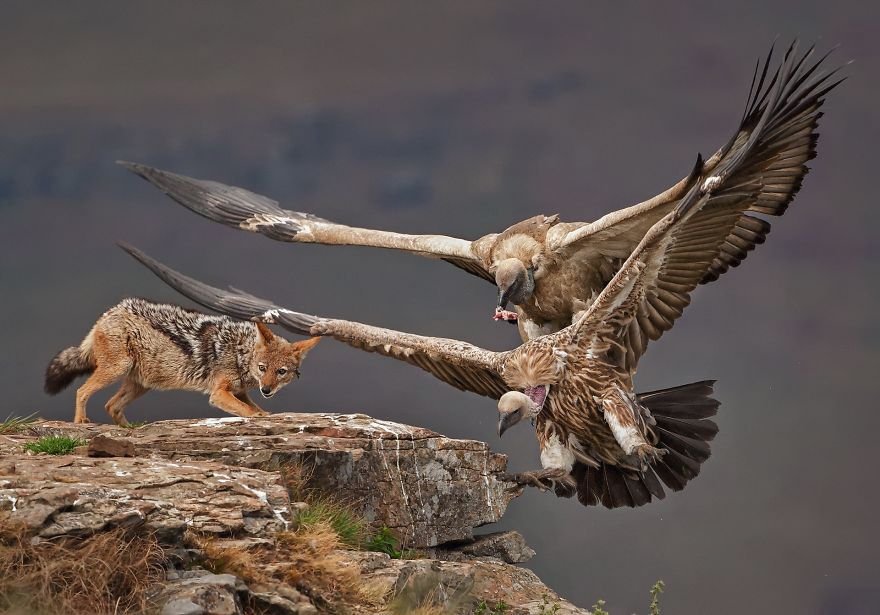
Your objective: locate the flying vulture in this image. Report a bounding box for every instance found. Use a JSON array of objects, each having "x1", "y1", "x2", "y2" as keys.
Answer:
[
  {"x1": 120, "y1": 43, "x2": 841, "y2": 508},
  {"x1": 119, "y1": 42, "x2": 841, "y2": 342}
]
